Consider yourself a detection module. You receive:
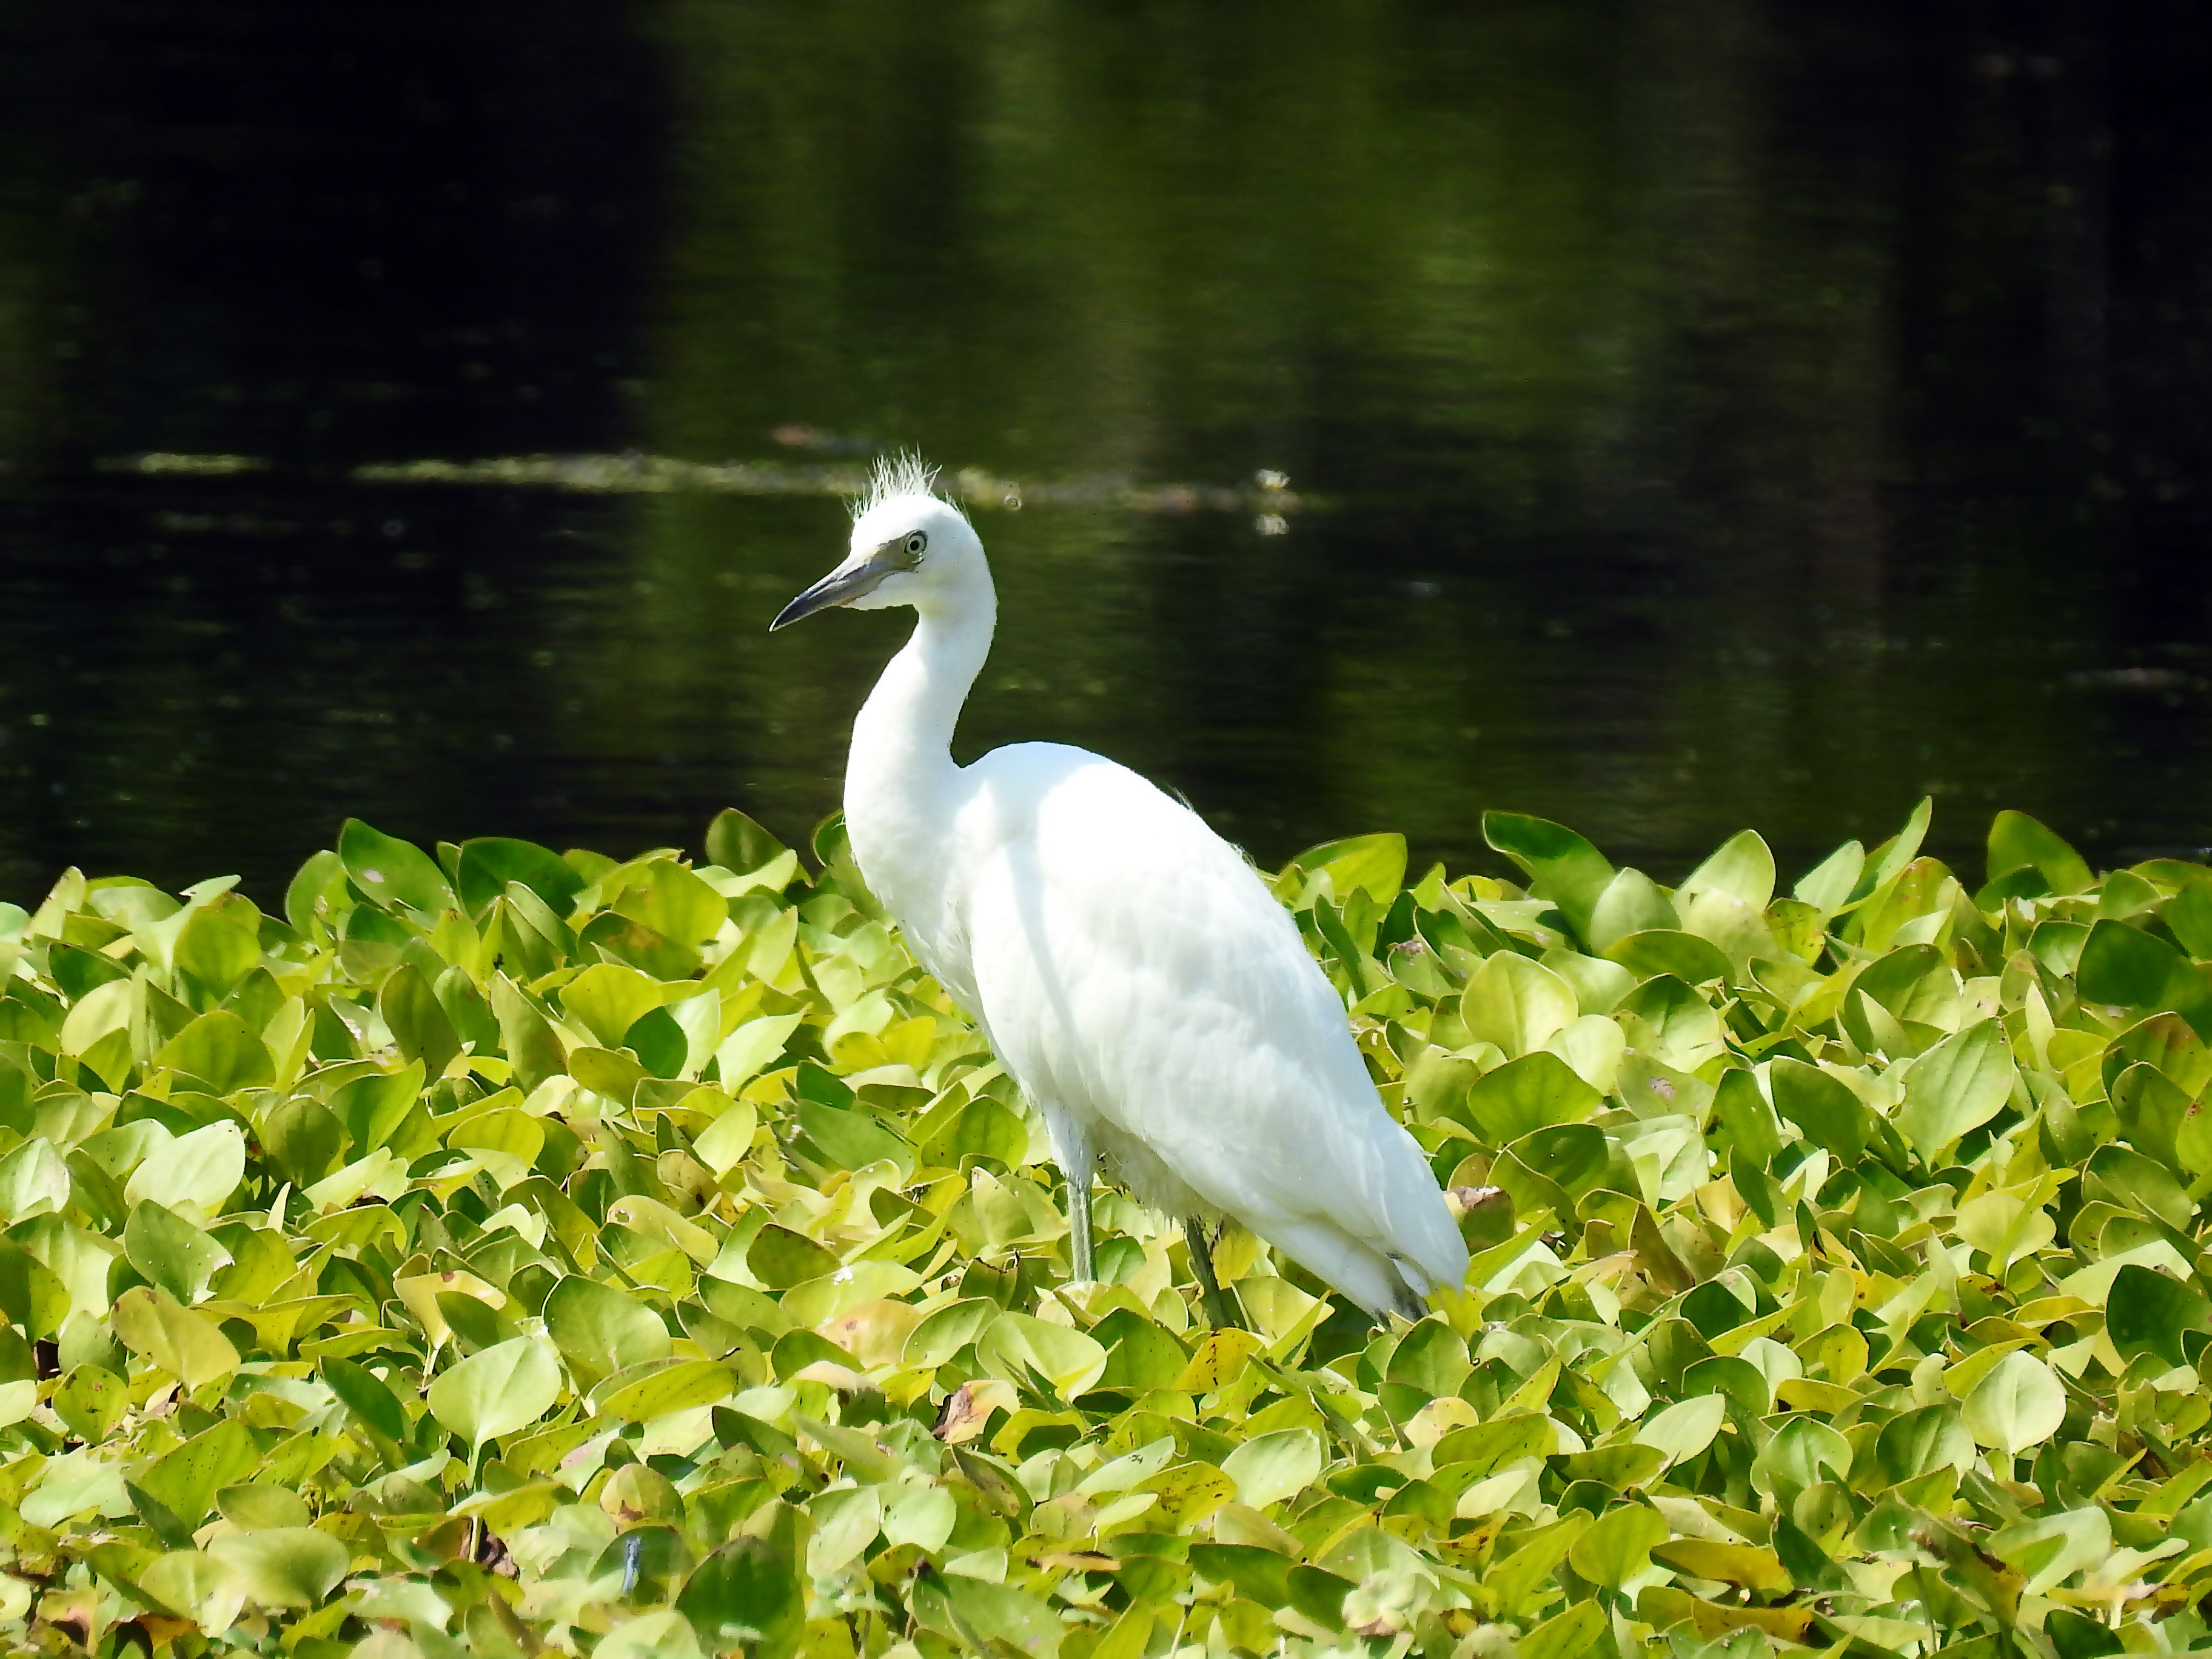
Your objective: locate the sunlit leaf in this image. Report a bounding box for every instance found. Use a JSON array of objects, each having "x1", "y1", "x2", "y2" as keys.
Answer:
[
  {"x1": 1962, "y1": 1350, "x2": 2065, "y2": 1458},
  {"x1": 340, "y1": 817, "x2": 456, "y2": 917},
  {"x1": 426, "y1": 1335, "x2": 561, "y2": 1452}
]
